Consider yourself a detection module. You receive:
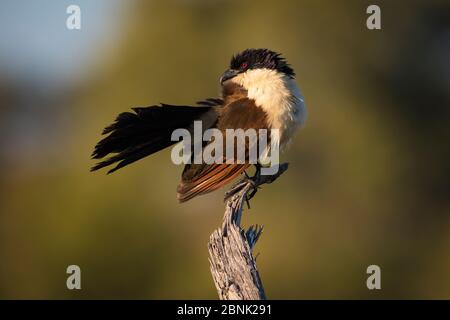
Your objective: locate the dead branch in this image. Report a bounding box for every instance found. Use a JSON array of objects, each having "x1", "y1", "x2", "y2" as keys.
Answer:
[{"x1": 207, "y1": 163, "x2": 289, "y2": 300}]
